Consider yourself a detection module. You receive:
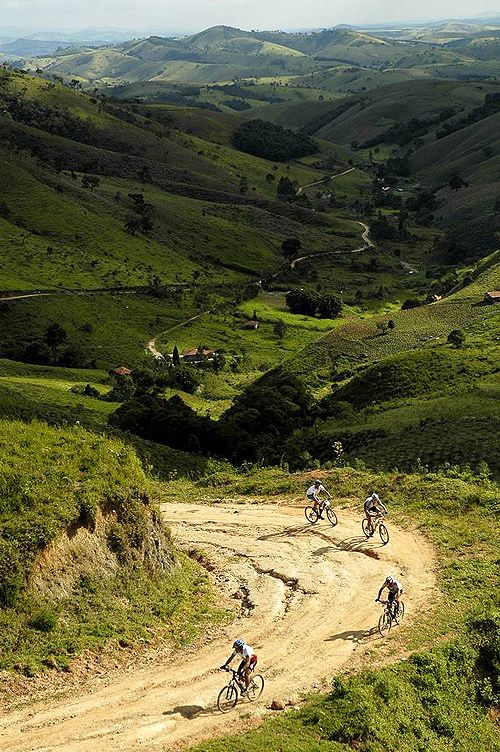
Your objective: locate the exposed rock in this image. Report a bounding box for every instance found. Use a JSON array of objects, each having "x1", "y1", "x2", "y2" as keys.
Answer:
[{"x1": 270, "y1": 698, "x2": 285, "y2": 711}]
